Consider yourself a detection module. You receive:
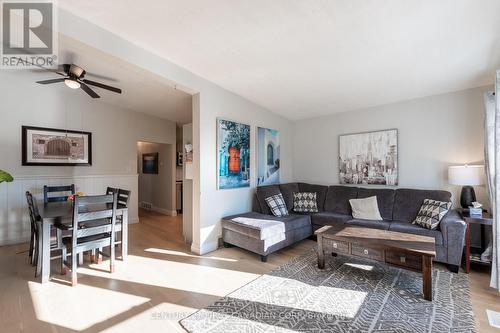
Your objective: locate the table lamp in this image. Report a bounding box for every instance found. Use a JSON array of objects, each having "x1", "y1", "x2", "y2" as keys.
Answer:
[{"x1": 448, "y1": 165, "x2": 485, "y2": 208}]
